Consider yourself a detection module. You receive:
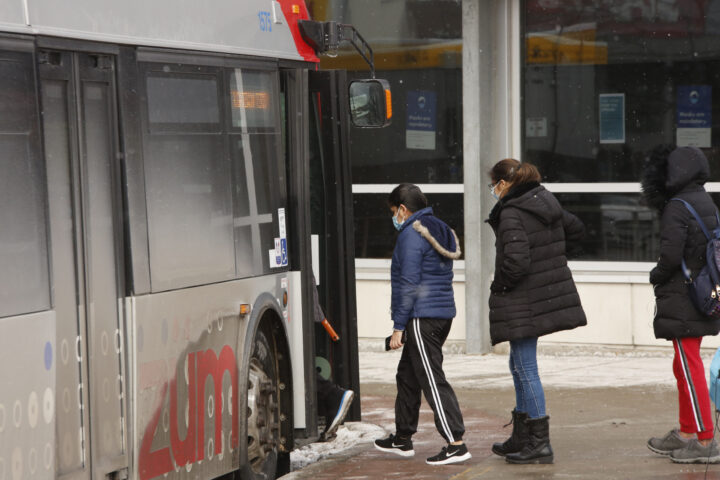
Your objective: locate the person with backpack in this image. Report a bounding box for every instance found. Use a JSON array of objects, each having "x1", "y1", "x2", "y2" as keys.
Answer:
[
  {"x1": 486, "y1": 159, "x2": 586, "y2": 464},
  {"x1": 642, "y1": 145, "x2": 720, "y2": 464},
  {"x1": 373, "y1": 183, "x2": 471, "y2": 466}
]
